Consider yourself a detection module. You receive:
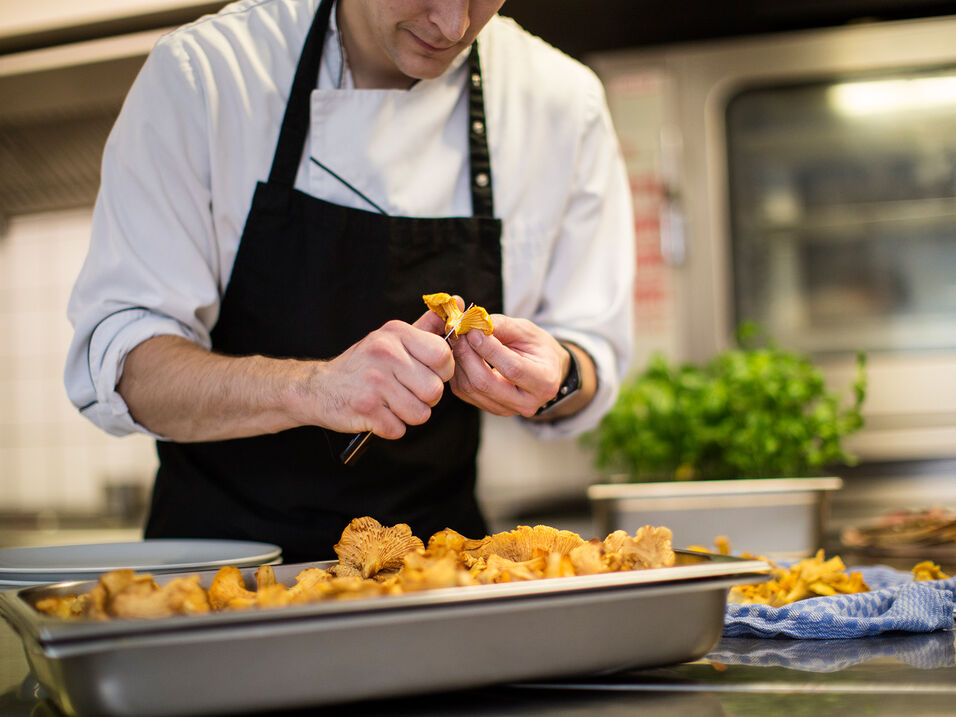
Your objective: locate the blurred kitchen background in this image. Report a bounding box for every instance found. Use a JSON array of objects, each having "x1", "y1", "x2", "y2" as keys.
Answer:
[{"x1": 3, "y1": 0, "x2": 956, "y2": 547}]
